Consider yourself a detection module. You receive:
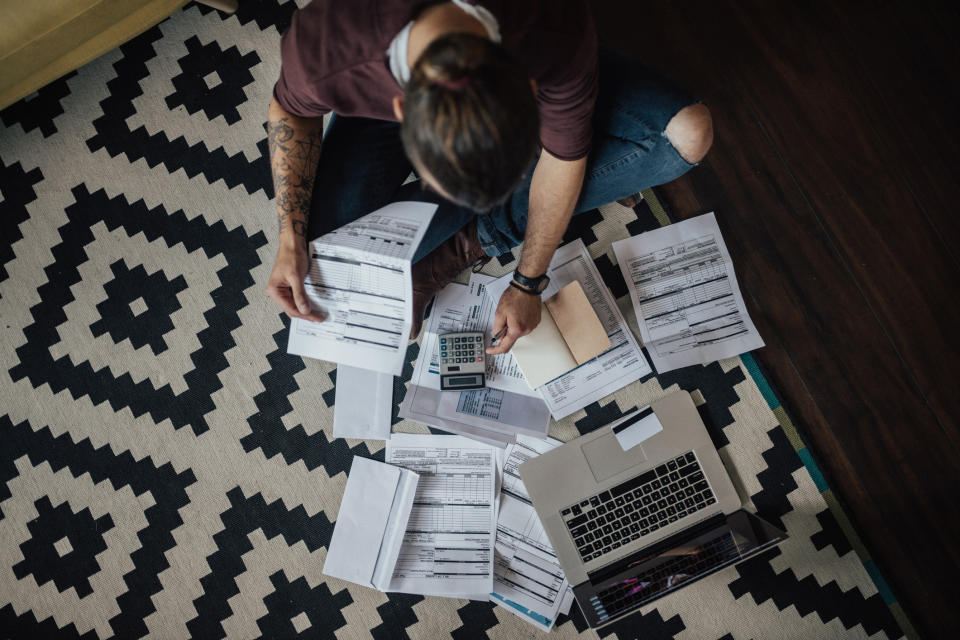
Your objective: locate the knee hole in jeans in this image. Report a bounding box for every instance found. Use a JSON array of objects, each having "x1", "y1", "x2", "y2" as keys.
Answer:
[{"x1": 664, "y1": 103, "x2": 714, "y2": 165}]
